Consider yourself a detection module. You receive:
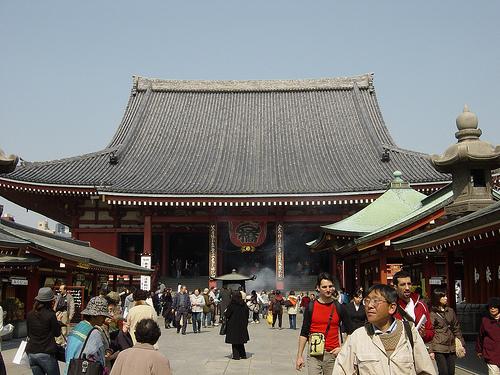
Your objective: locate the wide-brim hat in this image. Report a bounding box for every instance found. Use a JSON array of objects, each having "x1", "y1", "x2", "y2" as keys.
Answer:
[
  {"x1": 81, "y1": 296, "x2": 112, "y2": 318},
  {"x1": 35, "y1": 287, "x2": 55, "y2": 302},
  {"x1": 106, "y1": 291, "x2": 120, "y2": 304}
]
